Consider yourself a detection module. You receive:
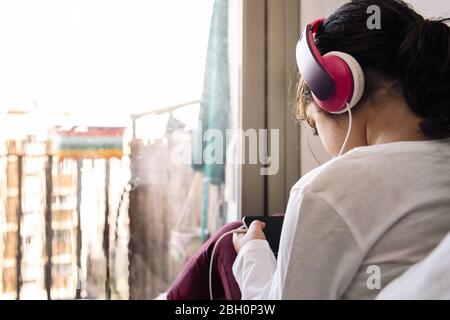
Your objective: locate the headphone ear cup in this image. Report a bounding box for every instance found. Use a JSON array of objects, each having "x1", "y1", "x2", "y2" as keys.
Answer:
[{"x1": 324, "y1": 51, "x2": 365, "y2": 112}]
